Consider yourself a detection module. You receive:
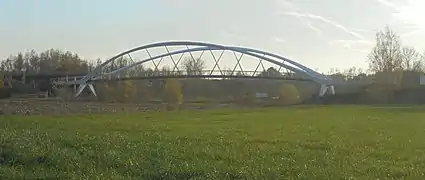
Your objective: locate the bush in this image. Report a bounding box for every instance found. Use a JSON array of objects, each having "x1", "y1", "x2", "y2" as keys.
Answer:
[
  {"x1": 54, "y1": 86, "x2": 73, "y2": 101},
  {"x1": 375, "y1": 71, "x2": 403, "y2": 90},
  {"x1": 123, "y1": 80, "x2": 136, "y2": 102},
  {"x1": 97, "y1": 81, "x2": 136, "y2": 103},
  {"x1": 0, "y1": 74, "x2": 9, "y2": 99},
  {"x1": 140, "y1": 86, "x2": 153, "y2": 102},
  {"x1": 236, "y1": 92, "x2": 254, "y2": 105},
  {"x1": 190, "y1": 96, "x2": 212, "y2": 103},
  {"x1": 278, "y1": 83, "x2": 301, "y2": 105},
  {"x1": 0, "y1": 88, "x2": 11, "y2": 99},
  {"x1": 97, "y1": 82, "x2": 117, "y2": 102},
  {"x1": 361, "y1": 84, "x2": 396, "y2": 104},
  {"x1": 0, "y1": 74, "x2": 4, "y2": 89},
  {"x1": 164, "y1": 79, "x2": 183, "y2": 105}
]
